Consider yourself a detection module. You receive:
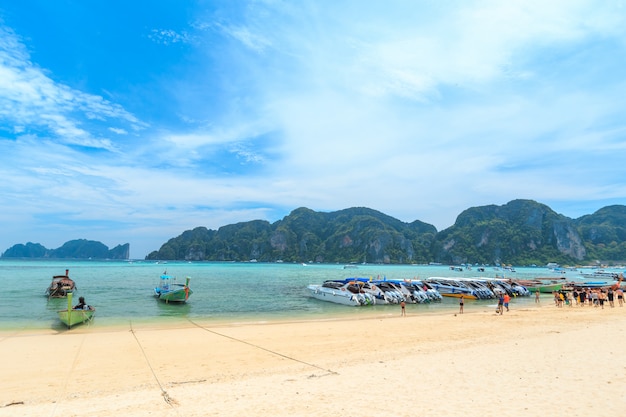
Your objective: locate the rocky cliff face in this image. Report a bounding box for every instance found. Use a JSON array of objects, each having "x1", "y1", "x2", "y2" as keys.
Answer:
[
  {"x1": 144, "y1": 200, "x2": 626, "y2": 264},
  {"x1": 432, "y1": 200, "x2": 589, "y2": 264},
  {"x1": 552, "y1": 221, "x2": 586, "y2": 260}
]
